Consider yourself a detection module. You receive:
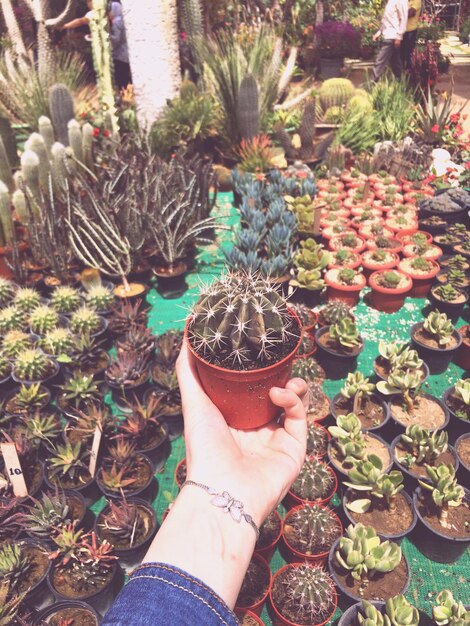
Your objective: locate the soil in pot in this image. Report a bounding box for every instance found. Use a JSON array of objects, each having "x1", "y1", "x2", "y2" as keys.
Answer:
[
  {"x1": 411, "y1": 323, "x2": 462, "y2": 375},
  {"x1": 316, "y1": 327, "x2": 363, "y2": 358},
  {"x1": 45, "y1": 464, "x2": 93, "y2": 492},
  {"x1": 415, "y1": 489, "x2": 470, "y2": 540},
  {"x1": 374, "y1": 356, "x2": 428, "y2": 383},
  {"x1": 36, "y1": 602, "x2": 99, "y2": 625},
  {"x1": 96, "y1": 502, "x2": 156, "y2": 552},
  {"x1": 49, "y1": 561, "x2": 118, "y2": 602},
  {"x1": 113, "y1": 282, "x2": 147, "y2": 300},
  {"x1": 97, "y1": 454, "x2": 154, "y2": 499},
  {"x1": 389, "y1": 394, "x2": 448, "y2": 431},
  {"x1": 236, "y1": 611, "x2": 264, "y2": 626},
  {"x1": 235, "y1": 554, "x2": 271, "y2": 614},
  {"x1": 306, "y1": 383, "x2": 330, "y2": 423},
  {"x1": 343, "y1": 489, "x2": 414, "y2": 538},
  {"x1": 456, "y1": 434, "x2": 470, "y2": 470},
  {"x1": 444, "y1": 388, "x2": 470, "y2": 422},
  {"x1": 332, "y1": 394, "x2": 388, "y2": 430},
  {"x1": 13, "y1": 541, "x2": 50, "y2": 598},
  {"x1": 393, "y1": 438, "x2": 458, "y2": 480}
]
